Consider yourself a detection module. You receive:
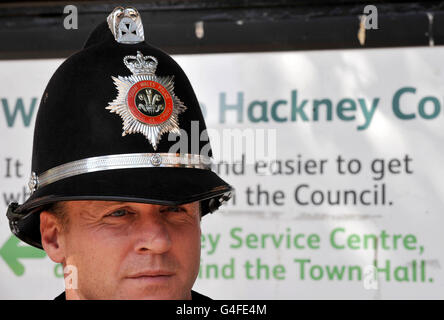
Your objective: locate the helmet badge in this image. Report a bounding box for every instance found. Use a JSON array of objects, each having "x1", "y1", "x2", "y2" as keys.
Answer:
[{"x1": 107, "y1": 51, "x2": 187, "y2": 150}]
